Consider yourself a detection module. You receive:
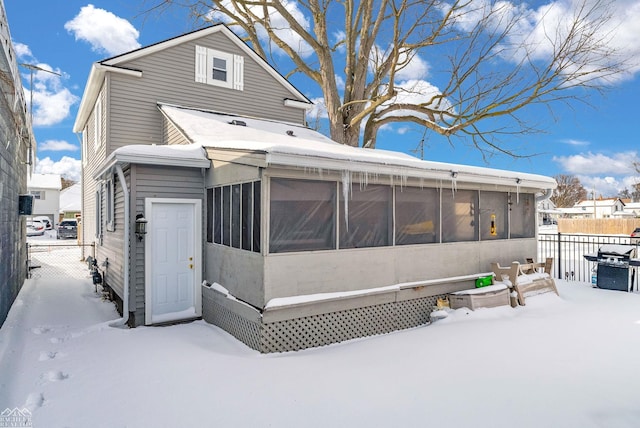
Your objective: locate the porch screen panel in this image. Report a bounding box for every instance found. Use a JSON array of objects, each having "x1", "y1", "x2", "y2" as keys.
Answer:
[
  {"x1": 269, "y1": 178, "x2": 335, "y2": 253},
  {"x1": 510, "y1": 193, "x2": 536, "y2": 238},
  {"x1": 222, "y1": 186, "x2": 231, "y2": 246},
  {"x1": 253, "y1": 182, "x2": 261, "y2": 253},
  {"x1": 395, "y1": 187, "x2": 439, "y2": 245},
  {"x1": 441, "y1": 189, "x2": 479, "y2": 242},
  {"x1": 214, "y1": 187, "x2": 222, "y2": 243},
  {"x1": 340, "y1": 184, "x2": 392, "y2": 248},
  {"x1": 206, "y1": 188, "x2": 213, "y2": 243},
  {"x1": 231, "y1": 184, "x2": 241, "y2": 248},
  {"x1": 241, "y1": 182, "x2": 252, "y2": 251},
  {"x1": 479, "y1": 191, "x2": 508, "y2": 240}
]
